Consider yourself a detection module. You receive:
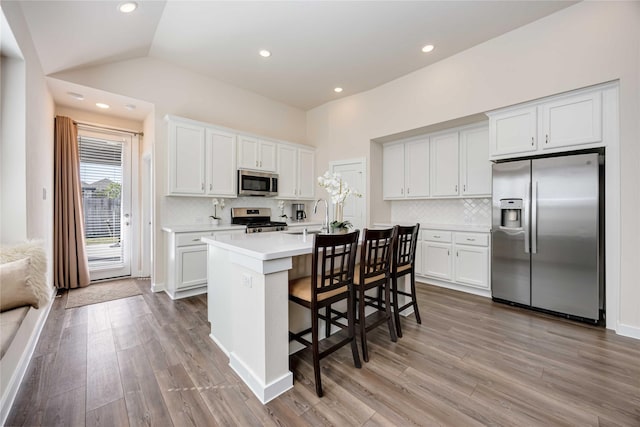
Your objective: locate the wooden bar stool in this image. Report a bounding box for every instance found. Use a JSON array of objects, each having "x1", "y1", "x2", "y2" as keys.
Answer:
[
  {"x1": 354, "y1": 227, "x2": 398, "y2": 362},
  {"x1": 390, "y1": 223, "x2": 421, "y2": 338},
  {"x1": 288, "y1": 230, "x2": 361, "y2": 397}
]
